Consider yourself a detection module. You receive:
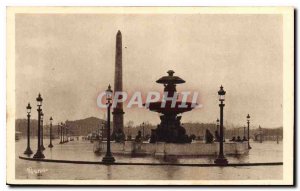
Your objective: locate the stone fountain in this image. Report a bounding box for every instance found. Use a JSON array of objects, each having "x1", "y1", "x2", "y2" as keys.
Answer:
[{"x1": 145, "y1": 70, "x2": 195, "y2": 143}]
